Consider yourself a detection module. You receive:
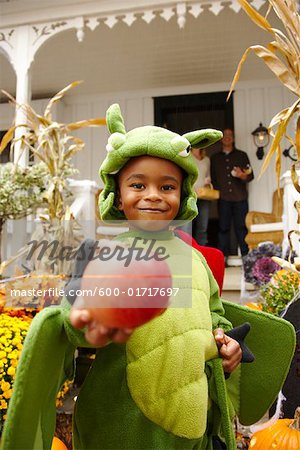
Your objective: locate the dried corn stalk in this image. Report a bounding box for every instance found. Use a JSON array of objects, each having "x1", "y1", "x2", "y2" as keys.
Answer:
[
  {"x1": 0, "y1": 81, "x2": 106, "y2": 276},
  {"x1": 228, "y1": 0, "x2": 300, "y2": 187},
  {"x1": 0, "y1": 81, "x2": 105, "y2": 220}
]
